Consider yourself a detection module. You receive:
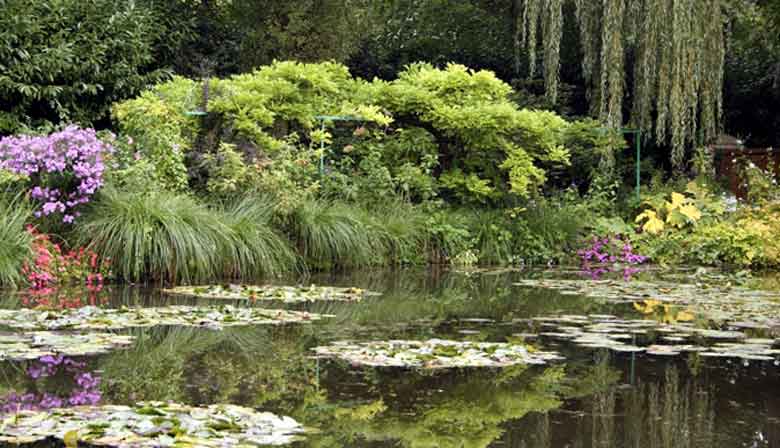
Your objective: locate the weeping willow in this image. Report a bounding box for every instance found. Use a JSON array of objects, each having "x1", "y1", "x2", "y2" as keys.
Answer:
[
  {"x1": 522, "y1": 0, "x2": 725, "y2": 168},
  {"x1": 520, "y1": 0, "x2": 563, "y2": 103}
]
